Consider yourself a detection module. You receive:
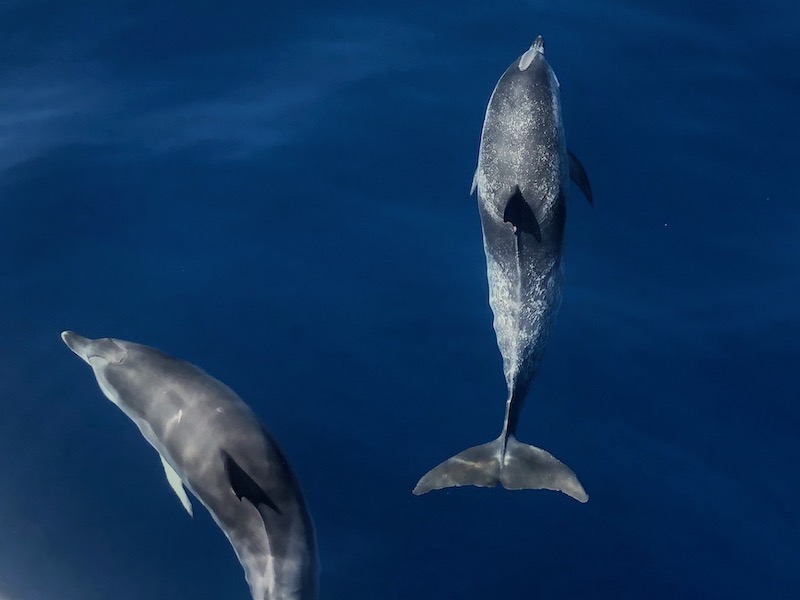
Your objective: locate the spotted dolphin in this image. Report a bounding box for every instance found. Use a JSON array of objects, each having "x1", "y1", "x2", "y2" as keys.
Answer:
[
  {"x1": 414, "y1": 36, "x2": 592, "y2": 502},
  {"x1": 61, "y1": 331, "x2": 318, "y2": 599}
]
